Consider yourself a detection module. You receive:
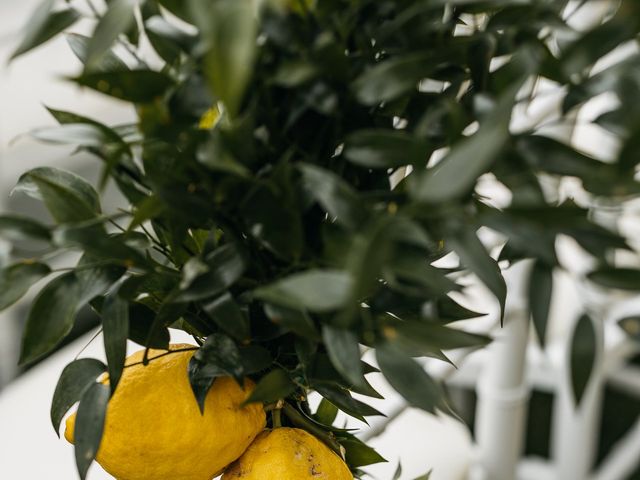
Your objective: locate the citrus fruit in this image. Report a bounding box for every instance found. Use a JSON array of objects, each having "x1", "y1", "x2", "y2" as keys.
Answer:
[
  {"x1": 222, "y1": 427, "x2": 352, "y2": 479},
  {"x1": 65, "y1": 344, "x2": 266, "y2": 480}
]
